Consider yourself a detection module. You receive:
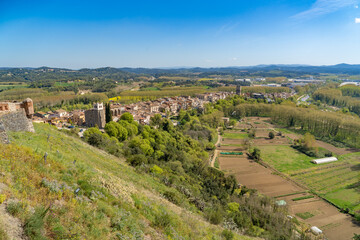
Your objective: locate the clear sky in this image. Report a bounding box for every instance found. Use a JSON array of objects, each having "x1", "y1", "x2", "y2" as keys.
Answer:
[{"x1": 1, "y1": 0, "x2": 360, "y2": 68}]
